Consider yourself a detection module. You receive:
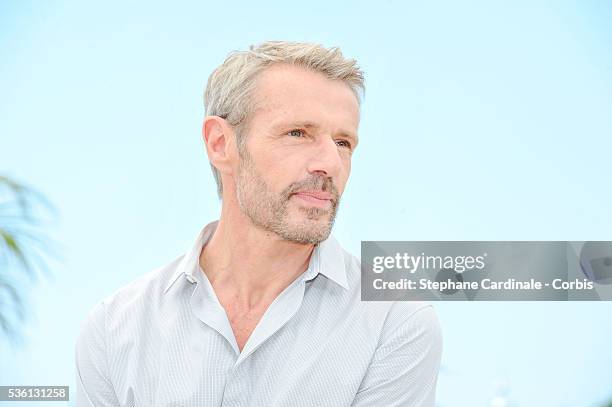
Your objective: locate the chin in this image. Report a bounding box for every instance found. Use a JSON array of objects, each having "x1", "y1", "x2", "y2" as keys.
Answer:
[{"x1": 293, "y1": 221, "x2": 333, "y2": 242}]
